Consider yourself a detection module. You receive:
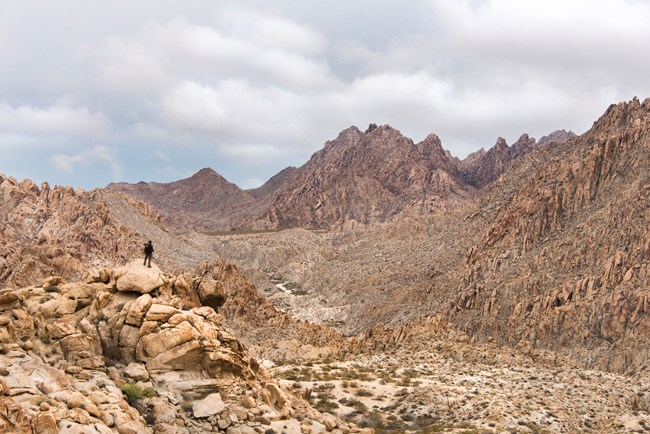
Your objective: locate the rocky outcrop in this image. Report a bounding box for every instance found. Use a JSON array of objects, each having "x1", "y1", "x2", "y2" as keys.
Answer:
[
  {"x1": 538, "y1": 129, "x2": 577, "y2": 145},
  {"x1": 459, "y1": 134, "x2": 539, "y2": 188},
  {"x1": 0, "y1": 262, "x2": 357, "y2": 434}
]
